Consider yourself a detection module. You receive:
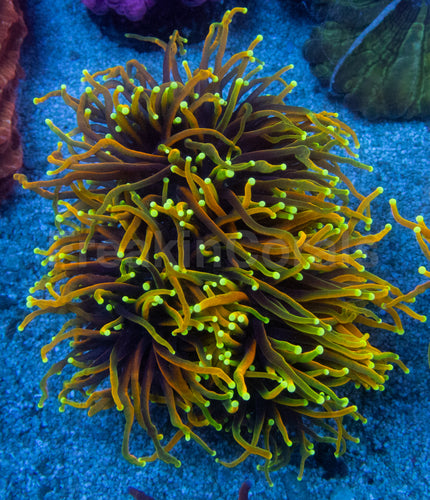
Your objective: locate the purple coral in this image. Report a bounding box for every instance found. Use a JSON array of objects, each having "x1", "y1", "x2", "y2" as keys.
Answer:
[
  {"x1": 81, "y1": 0, "x2": 215, "y2": 21},
  {"x1": 181, "y1": 0, "x2": 210, "y2": 5},
  {"x1": 81, "y1": 0, "x2": 156, "y2": 21}
]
